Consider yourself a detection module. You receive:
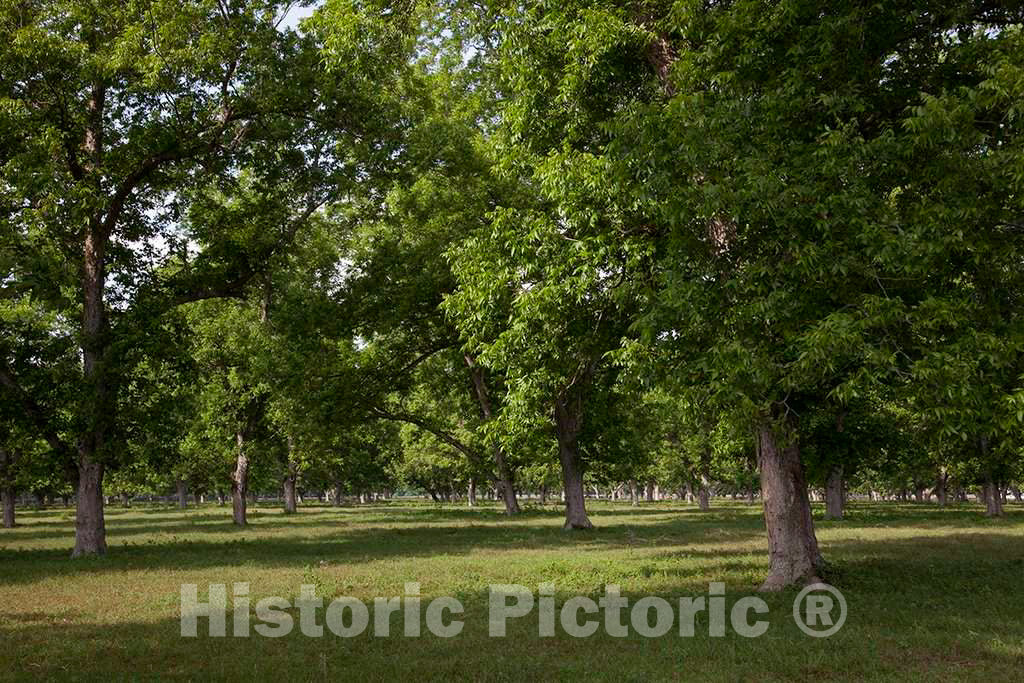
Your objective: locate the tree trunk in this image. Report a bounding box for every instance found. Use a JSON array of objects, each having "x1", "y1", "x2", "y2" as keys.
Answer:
[
  {"x1": 983, "y1": 476, "x2": 1003, "y2": 517},
  {"x1": 697, "y1": 482, "x2": 710, "y2": 511},
  {"x1": 333, "y1": 484, "x2": 343, "y2": 506},
  {"x1": 935, "y1": 468, "x2": 948, "y2": 507},
  {"x1": 645, "y1": 482, "x2": 655, "y2": 503},
  {"x1": 121, "y1": 492, "x2": 132, "y2": 508},
  {"x1": 629, "y1": 479, "x2": 638, "y2": 506},
  {"x1": 1013, "y1": 488, "x2": 1022, "y2": 503},
  {"x1": 554, "y1": 388, "x2": 593, "y2": 530},
  {"x1": 73, "y1": 457, "x2": 107, "y2": 557},
  {"x1": 176, "y1": 479, "x2": 188, "y2": 509},
  {"x1": 467, "y1": 478, "x2": 477, "y2": 507},
  {"x1": 540, "y1": 483, "x2": 548, "y2": 505},
  {"x1": 283, "y1": 474, "x2": 298, "y2": 514},
  {"x1": 2, "y1": 487, "x2": 14, "y2": 528},
  {"x1": 756, "y1": 420, "x2": 822, "y2": 591},
  {"x1": 283, "y1": 436, "x2": 298, "y2": 515},
  {"x1": 825, "y1": 465, "x2": 844, "y2": 520},
  {"x1": 465, "y1": 356, "x2": 519, "y2": 516},
  {"x1": 231, "y1": 431, "x2": 249, "y2": 526}
]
